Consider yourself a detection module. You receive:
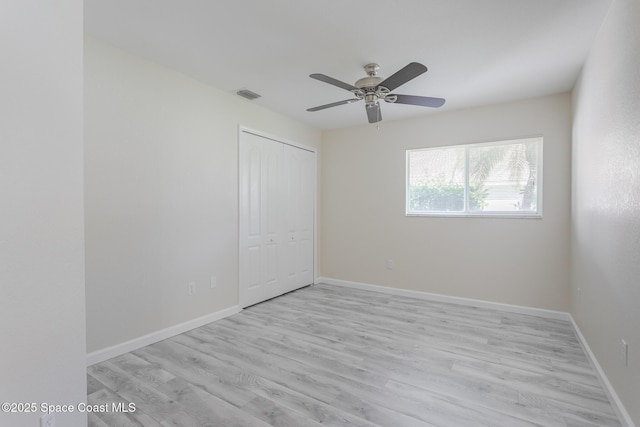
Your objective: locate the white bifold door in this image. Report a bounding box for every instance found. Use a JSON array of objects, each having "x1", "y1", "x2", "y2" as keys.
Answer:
[{"x1": 239, "y1": 130, "x2": 315, "y2": 308}]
